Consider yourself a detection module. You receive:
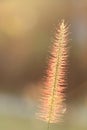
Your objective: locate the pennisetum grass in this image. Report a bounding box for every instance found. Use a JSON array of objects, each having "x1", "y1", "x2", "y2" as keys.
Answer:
[{"x1": 37, "y1": 20, "x2": 70, "y2": 130}]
